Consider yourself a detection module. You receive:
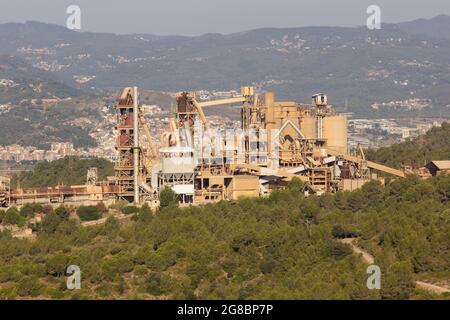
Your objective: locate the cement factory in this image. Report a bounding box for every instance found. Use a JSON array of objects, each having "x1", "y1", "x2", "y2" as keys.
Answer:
[{"x1": 1, "y1": 86, "x2": 409, "y2": 207}]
